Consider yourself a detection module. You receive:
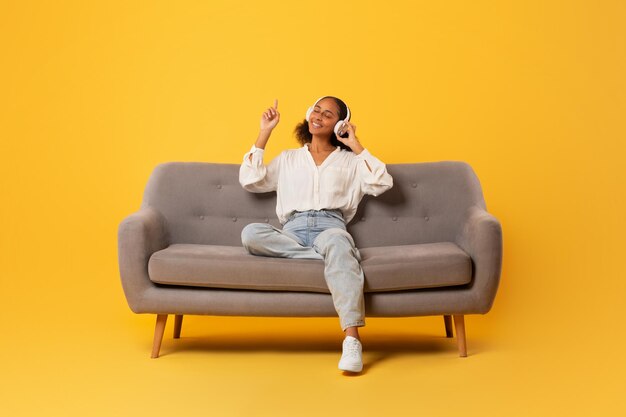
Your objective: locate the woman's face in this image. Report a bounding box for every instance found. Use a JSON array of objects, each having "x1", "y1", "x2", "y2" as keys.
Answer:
[{"x1": 308, "y1": 98, "x2": 341, "y2": 137}]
